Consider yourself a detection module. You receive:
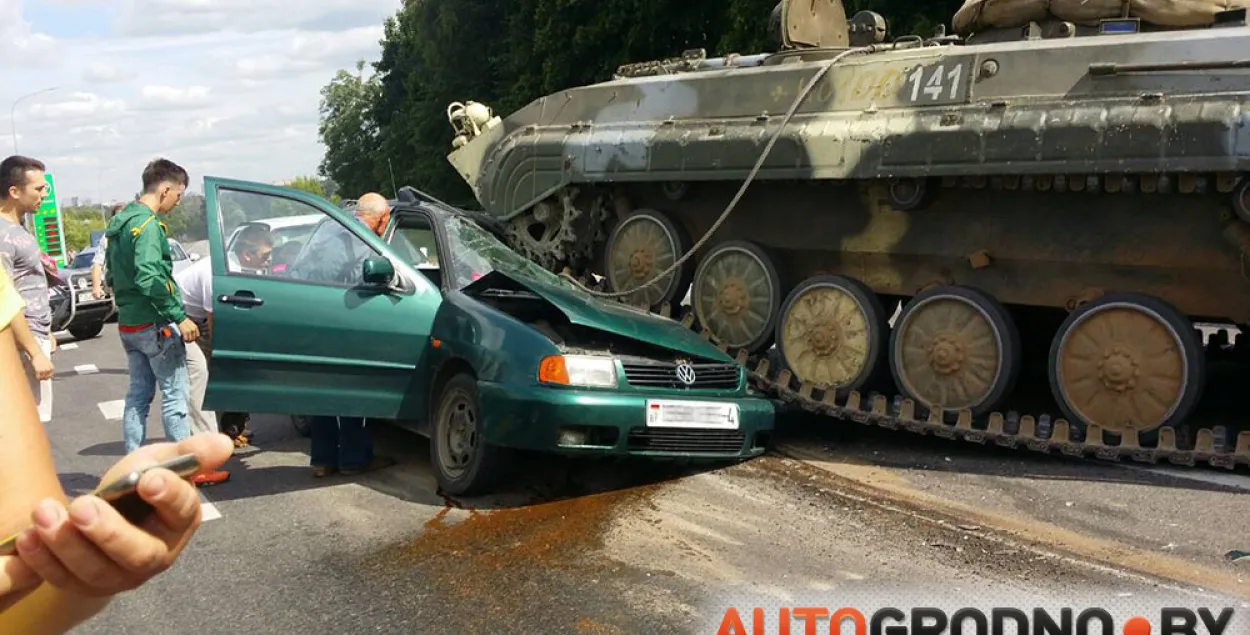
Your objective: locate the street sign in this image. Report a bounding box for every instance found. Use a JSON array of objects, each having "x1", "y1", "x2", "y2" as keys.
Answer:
[{"x1": 31, "y1": 172, "x2": 66, "y2": 267}]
